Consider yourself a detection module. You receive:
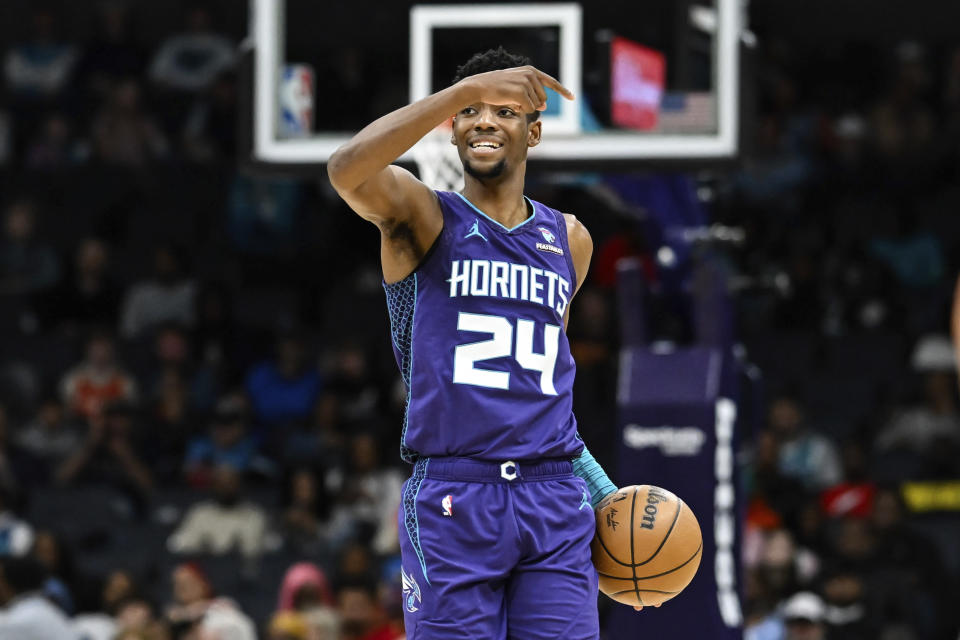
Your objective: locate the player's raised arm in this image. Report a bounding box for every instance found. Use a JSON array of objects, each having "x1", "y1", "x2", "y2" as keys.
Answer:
[{"x1": 326, "y1": 66, "x2": 573, "y2": 224}]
